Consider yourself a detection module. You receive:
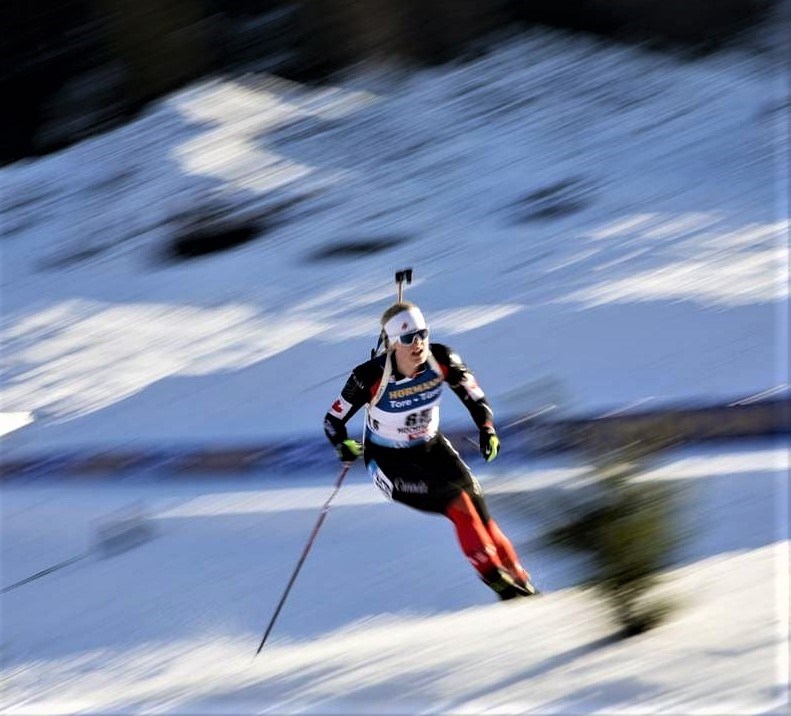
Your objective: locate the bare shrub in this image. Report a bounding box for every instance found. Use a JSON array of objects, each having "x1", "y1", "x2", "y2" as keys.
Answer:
[{"x1": 546, "y1": 434, "x2": 682, "y2": 637}]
